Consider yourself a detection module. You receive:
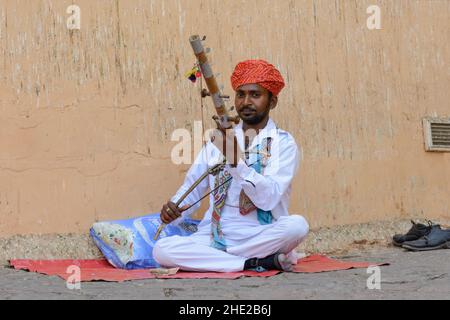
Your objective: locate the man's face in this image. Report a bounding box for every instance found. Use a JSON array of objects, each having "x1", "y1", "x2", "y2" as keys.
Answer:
[{"x1": 234, "y1": 84, "x2": 276, "y2": 125}]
